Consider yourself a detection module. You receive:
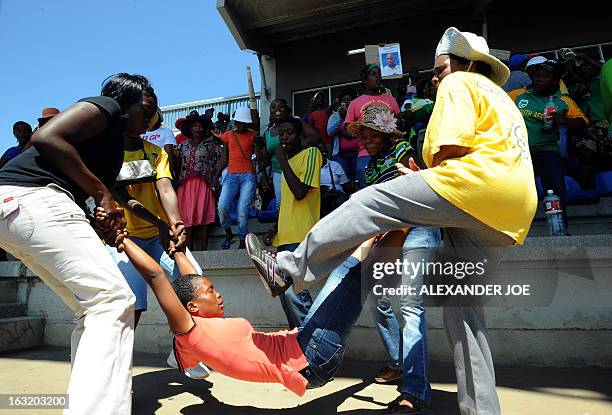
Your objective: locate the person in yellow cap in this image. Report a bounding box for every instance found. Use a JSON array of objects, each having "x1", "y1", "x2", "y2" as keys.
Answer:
[{"x1": 245, "y1": 27, "x2": 537, "y2": 415}]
